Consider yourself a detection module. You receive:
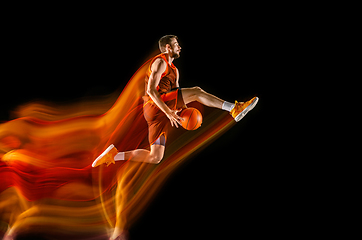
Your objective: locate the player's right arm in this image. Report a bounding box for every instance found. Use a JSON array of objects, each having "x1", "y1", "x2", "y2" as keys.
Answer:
[{"x1": 147, "y1": 58, "x2": 182, "y2": 128}]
